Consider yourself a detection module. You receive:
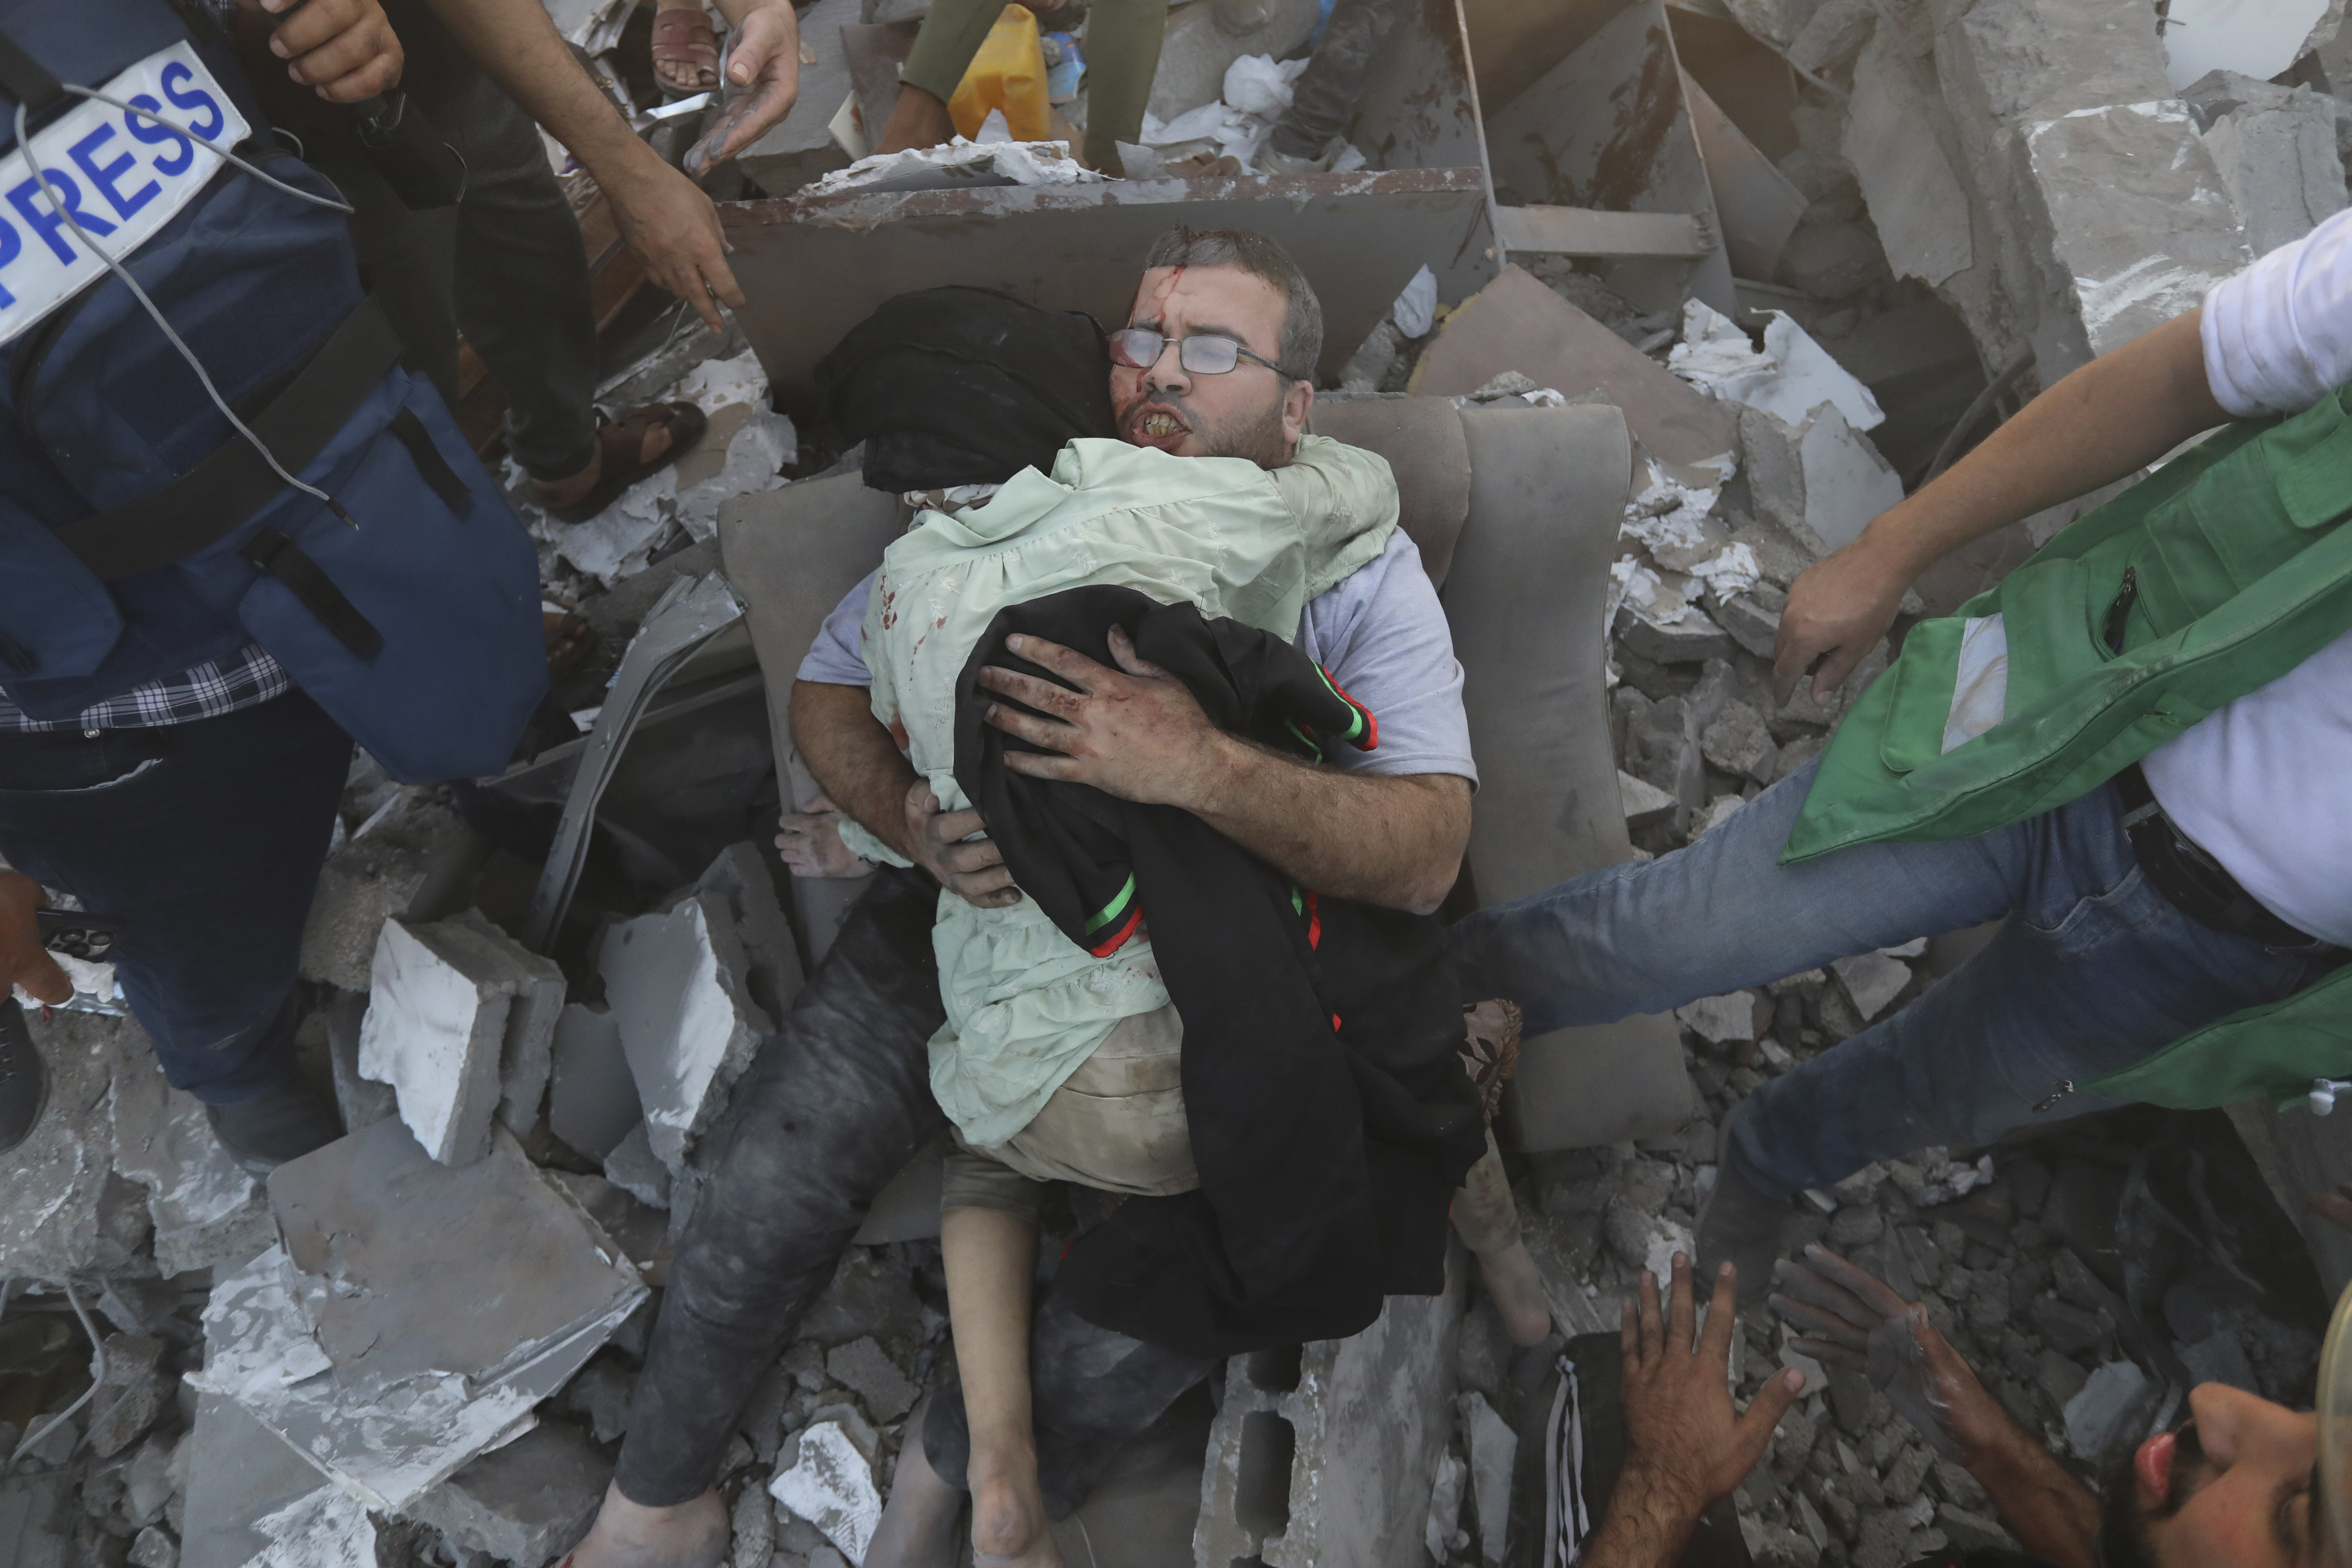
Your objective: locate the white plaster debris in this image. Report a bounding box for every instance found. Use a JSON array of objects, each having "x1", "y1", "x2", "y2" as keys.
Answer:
[
  {"x1": 770, "y1": 1420, "x2": 883, "y2": 1564},
  {"x1": 677, "y1": 410, "x2": 797, "y2": 542},
  {"x1": 1670, "y1": 301, "x2": 1885, "y2": 432},
  {"x1": 2063, "y1": 1360, "x2": 2152, "y2": 1459},
  {"x1": 599, "y1": 892, "x2": 777, "y2": 1172},
  {"x1": 671, "y1": 347, "x2": 773, "y2": 417},
  {"x1": 1393, "y1": 264, "x2": 1438, "y2": 338},
  {"x1": 803, "y1": 138, "x2": 1105, "y2": 197},
  {"x1": 246, "y1": 1484, "x2": 380, "y2": 1568},
  {"x1": 1675, "y1": 992, "x2": 1757, "y2": 1045},
  {"x1": 1137, "y1": 53, "x2": 1309, "y2": 168},
  {"x1": 109, "y1": 1055, "x2": 271, "y2": 1276},
  {"x1": 1830, "y1": 950, "x2": 1913, "y2": 1022},
  {"x1": 1888, "y1": 1147, "x2": 1997, "y2": 1206},
  {"x1": 1738, "y1": 402, "x2": 1905, "y2": 557}
]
